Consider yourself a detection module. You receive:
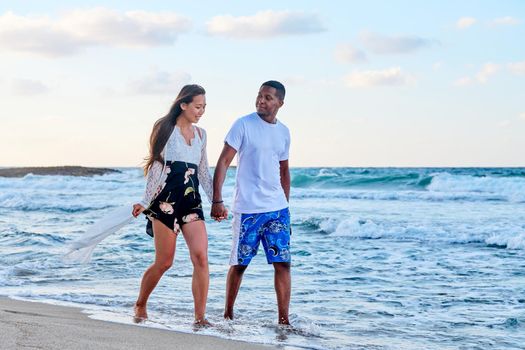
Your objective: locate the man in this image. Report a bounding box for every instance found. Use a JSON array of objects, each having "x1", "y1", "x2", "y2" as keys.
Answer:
[{"x1": 211, "y1": 80, "x2": 292, "y2": 325}]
